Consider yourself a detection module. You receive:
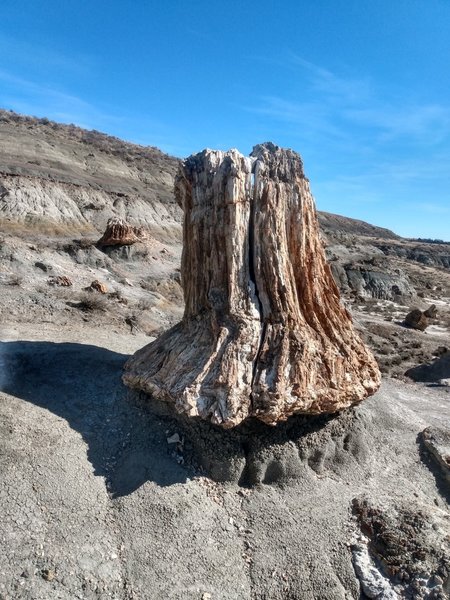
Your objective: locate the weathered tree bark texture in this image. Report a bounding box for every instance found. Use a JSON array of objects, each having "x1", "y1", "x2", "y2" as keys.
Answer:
[{"x1": 123, "y1": 143, "x2": 381, "y2": 427}]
